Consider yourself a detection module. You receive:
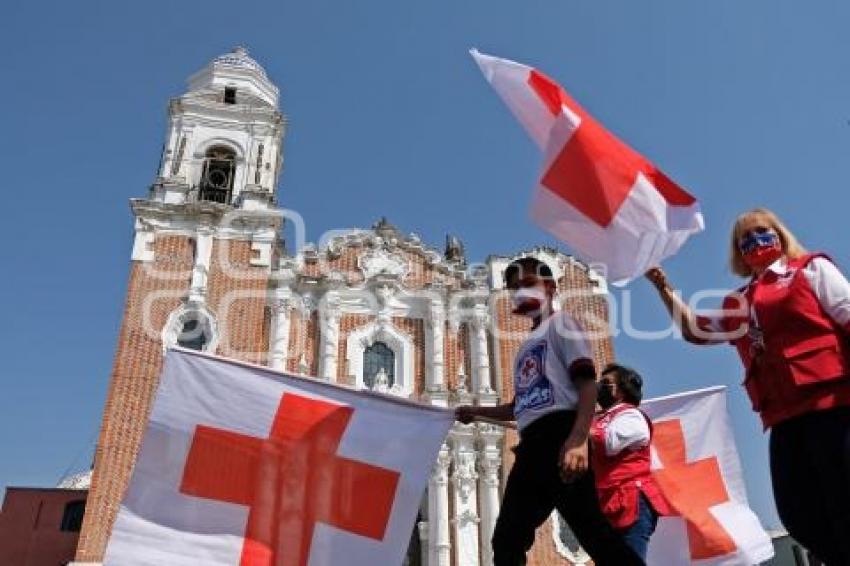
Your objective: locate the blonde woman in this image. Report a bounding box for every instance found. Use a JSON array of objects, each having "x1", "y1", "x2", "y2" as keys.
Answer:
[{"x1": 646, "y1": 208, "x2": 850, "y2": 565}]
